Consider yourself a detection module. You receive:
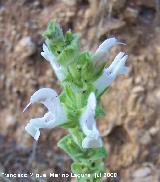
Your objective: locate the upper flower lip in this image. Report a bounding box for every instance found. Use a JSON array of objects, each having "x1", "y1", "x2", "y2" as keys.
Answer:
[
  {"x1": 30, "y1": 88, "x2": 58, "y2": 103},
  {"x1": 95, "y1": 37, "x2": 124, "y2": 54},
  {"x1": 93, "y1": 37, "x2": 125, "y2": 62},
  {"x1": 24, "y1": 88, "x2": 67, "y2": 141},
  {"x1": 23, "y1": 88, "x2": 58, "y2": 112}
]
